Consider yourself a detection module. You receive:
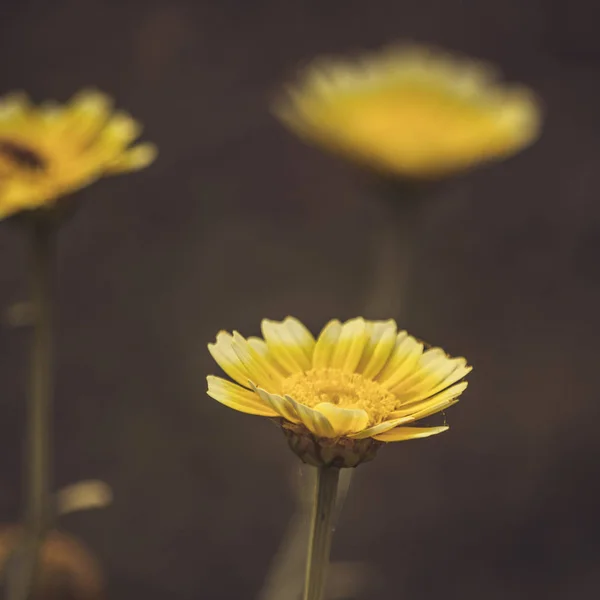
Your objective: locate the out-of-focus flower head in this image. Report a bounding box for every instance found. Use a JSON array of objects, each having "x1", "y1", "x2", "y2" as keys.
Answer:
[
  {"x1": 0, "y1": 89, "x2": 157, "y2": 220},
  {"x1": 274, "y1": 44, "x2": 541, "y2": 179}
]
